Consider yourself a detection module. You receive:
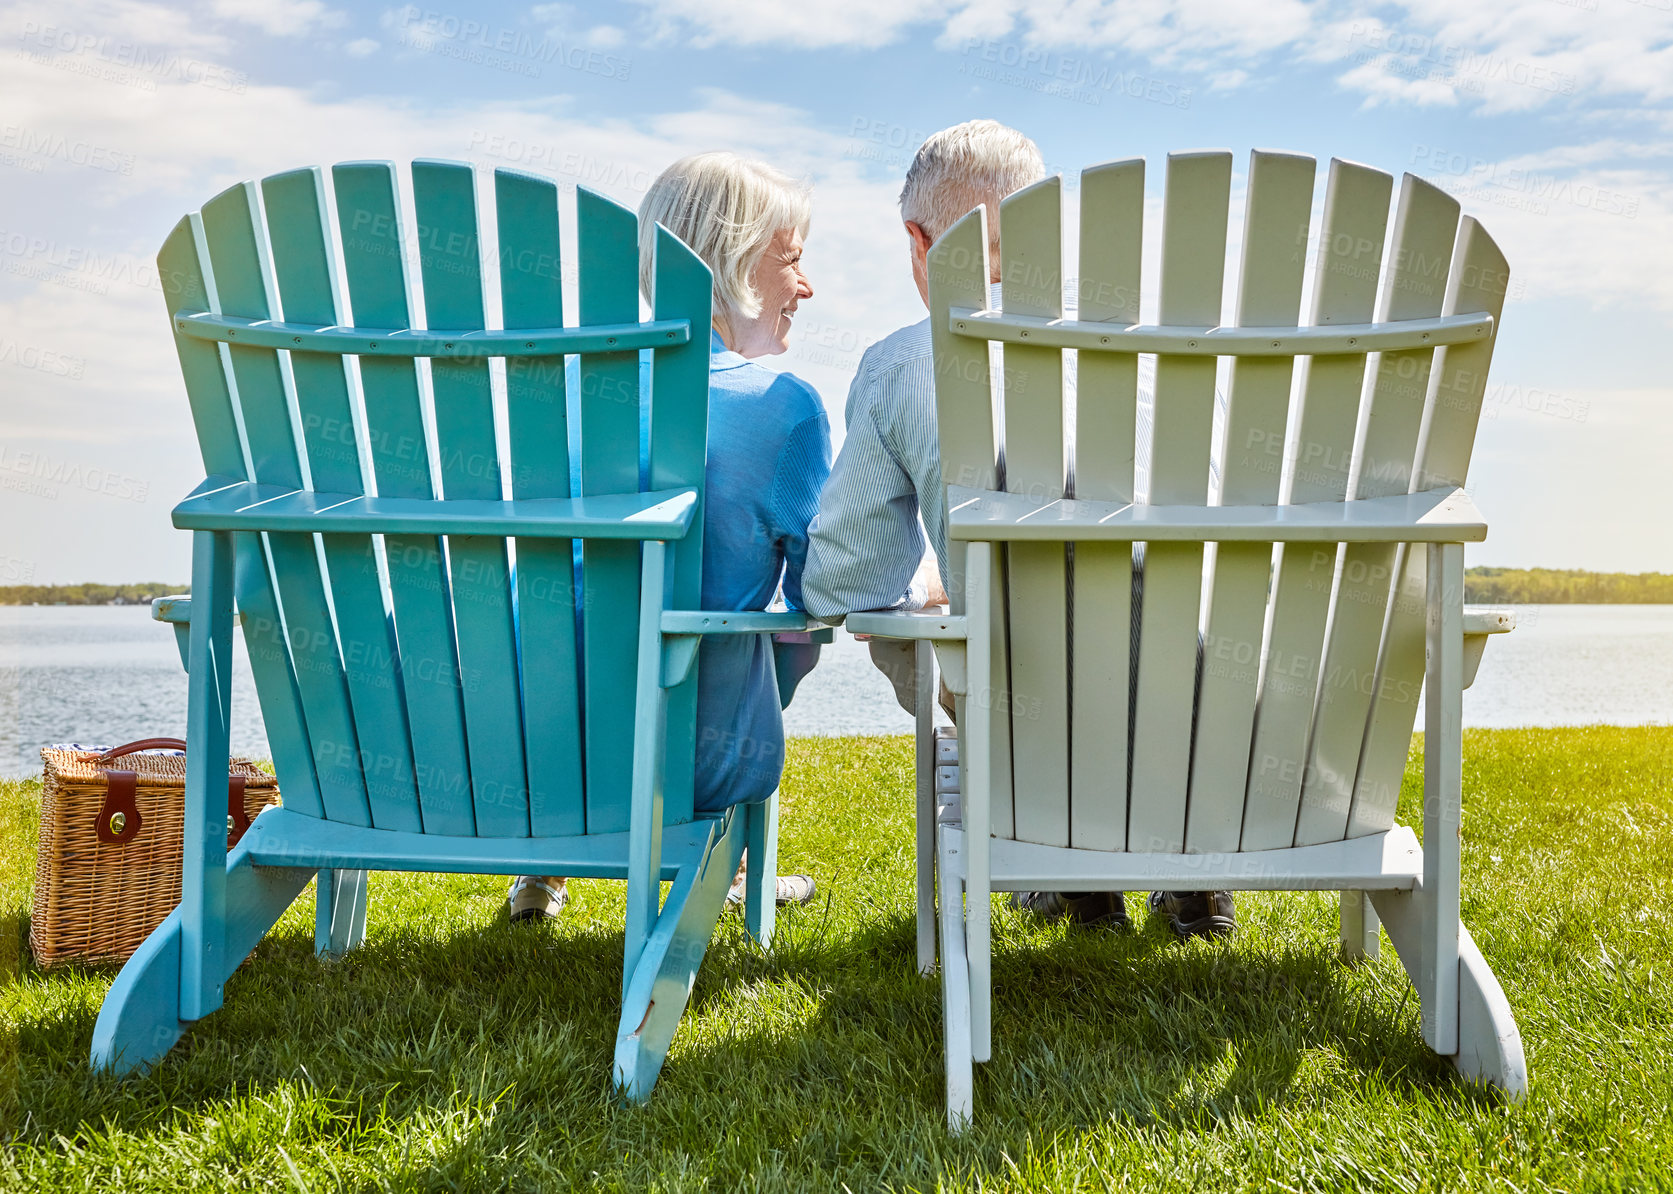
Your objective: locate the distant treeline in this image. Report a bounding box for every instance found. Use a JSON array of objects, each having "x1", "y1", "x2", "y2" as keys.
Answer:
[
  {"x1": 0, "y1": 583, "x2": 185, "y2": 606},
  {"x1": 2, "y1": 571, "x2": 1669, "y2": 607},
  {"x1": 1466, "y1": 568, "x2": 1673, "y2": 604}
]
